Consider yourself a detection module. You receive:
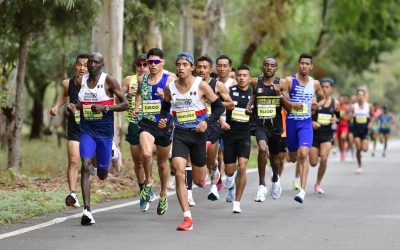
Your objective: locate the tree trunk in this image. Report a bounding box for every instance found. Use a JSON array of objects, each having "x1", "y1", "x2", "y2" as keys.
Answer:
[
  {"x1": 180, "y1": 2, "x2": 194, "y2": 53},
  {"x1": 241, "y1": 31, "x2": 267, "y2": 65},
  {"x1": 143, "y1": 19, "x2": 162, "y2": 51},
  {"x1": 201, "y1": 0, "x2": 224, "y2": 56},
  {"x1": 8, "y1": 34, "x2": 29, "y2": 169},
  {"x1": 29, "y1": 92, "x2": 44, "y2": 139},
  {"x1": 91, "y1": 0, "x2": 124, "y2": 170}
]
